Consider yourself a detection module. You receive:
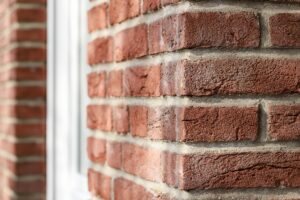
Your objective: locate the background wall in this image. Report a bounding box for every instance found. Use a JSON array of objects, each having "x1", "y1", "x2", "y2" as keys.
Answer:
[
  {"x1": 0, "y1": 0, "x2": 46, "y2": 199},
  {"x1": 87, "y1": 0, "x2": 300, "y2": 199}
]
